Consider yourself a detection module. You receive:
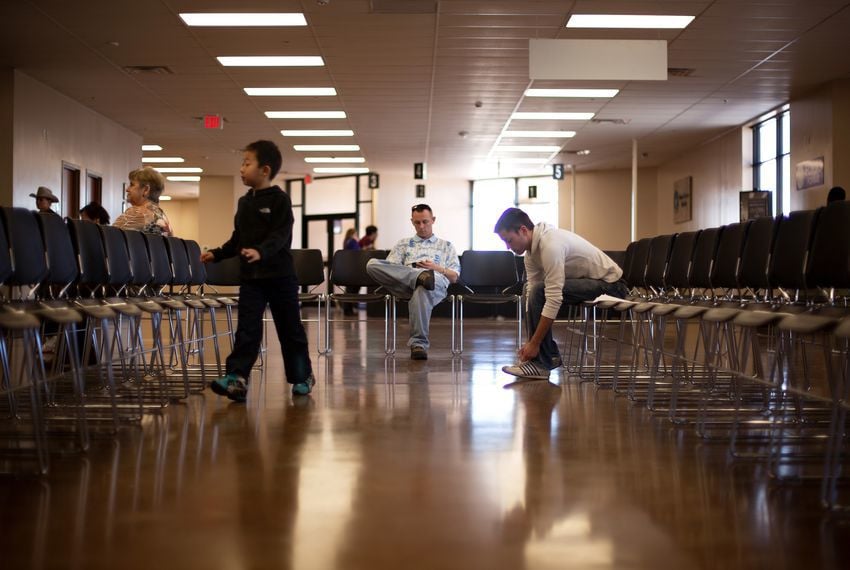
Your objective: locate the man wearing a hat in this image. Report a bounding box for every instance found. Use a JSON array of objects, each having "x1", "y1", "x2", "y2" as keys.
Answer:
[{"x1": 30, "y1": 186, "x2": 59, "y2": 215}]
